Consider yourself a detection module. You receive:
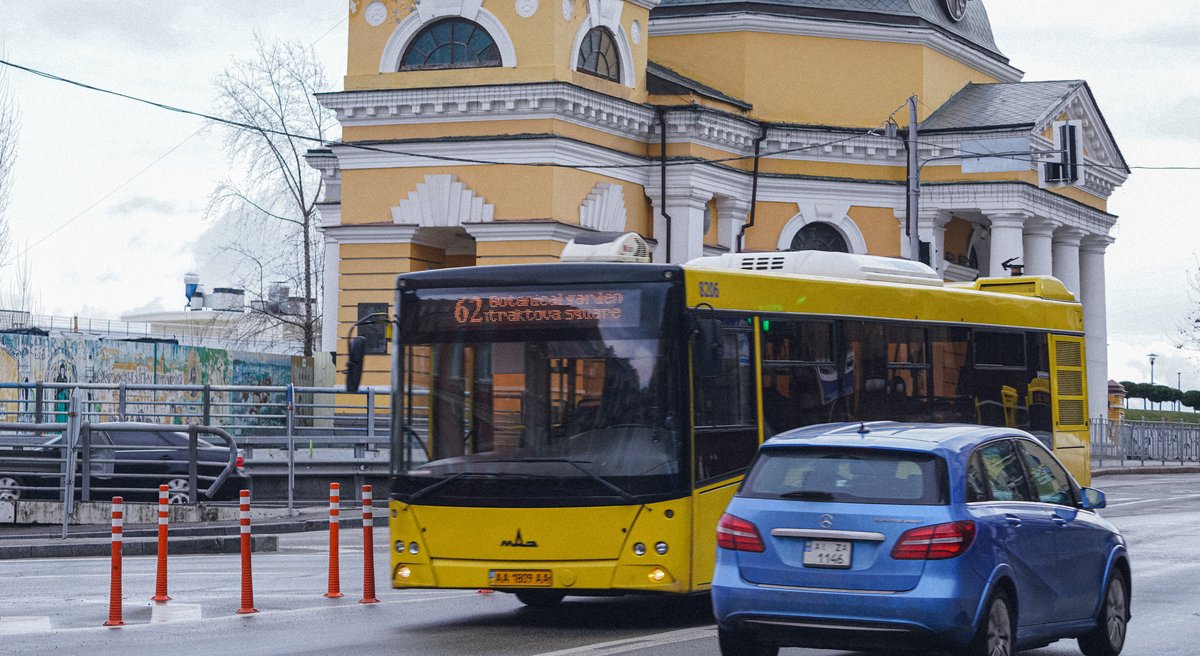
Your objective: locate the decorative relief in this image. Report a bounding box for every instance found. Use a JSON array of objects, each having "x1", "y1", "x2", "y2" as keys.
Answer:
[
  {"x1": 516, "y1": 0, "x2": 538, "y2": 17},
  {"x1": 579, "y1": 183, "x2": 627, "y2": 232},
  {"x1": 392, "y1": 175, "x2": 495, "y2": 227},
  {"x1": 631, "y1": 20, "x2": 640, "y2": 44},
  {"x1": 365, "y1": 2, "x2": 389, "y2": 25},
  {"x1": 562, "y1": 0, "x2": 574, "y2": 21}
]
